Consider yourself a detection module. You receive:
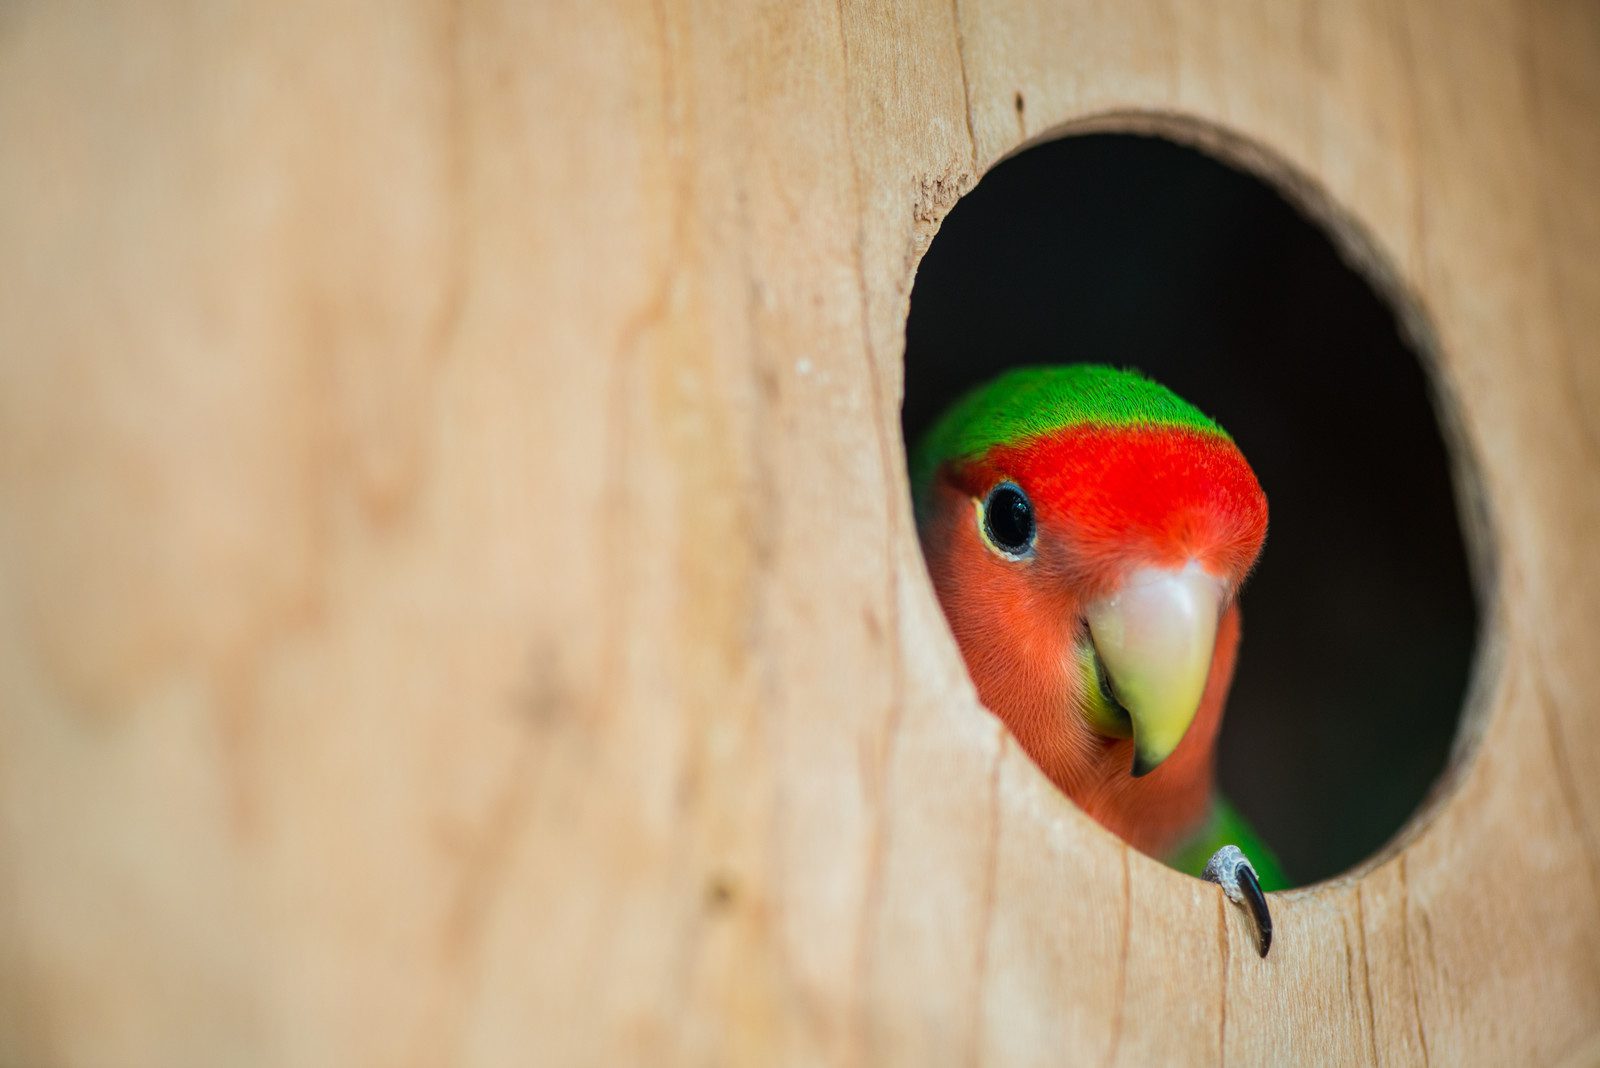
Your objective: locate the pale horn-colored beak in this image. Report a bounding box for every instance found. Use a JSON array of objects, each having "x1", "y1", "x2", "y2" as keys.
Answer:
[{"x1": 1085, "y1": 563, "x2": 1226, "y2": 777}]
